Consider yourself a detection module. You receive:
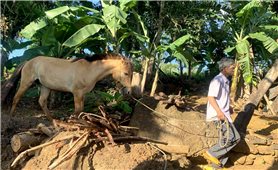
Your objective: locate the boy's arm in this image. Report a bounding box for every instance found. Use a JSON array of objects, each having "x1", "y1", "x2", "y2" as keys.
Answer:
[{"x1": 208, "y1": 96, "x2": 225, "y2": 120}]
